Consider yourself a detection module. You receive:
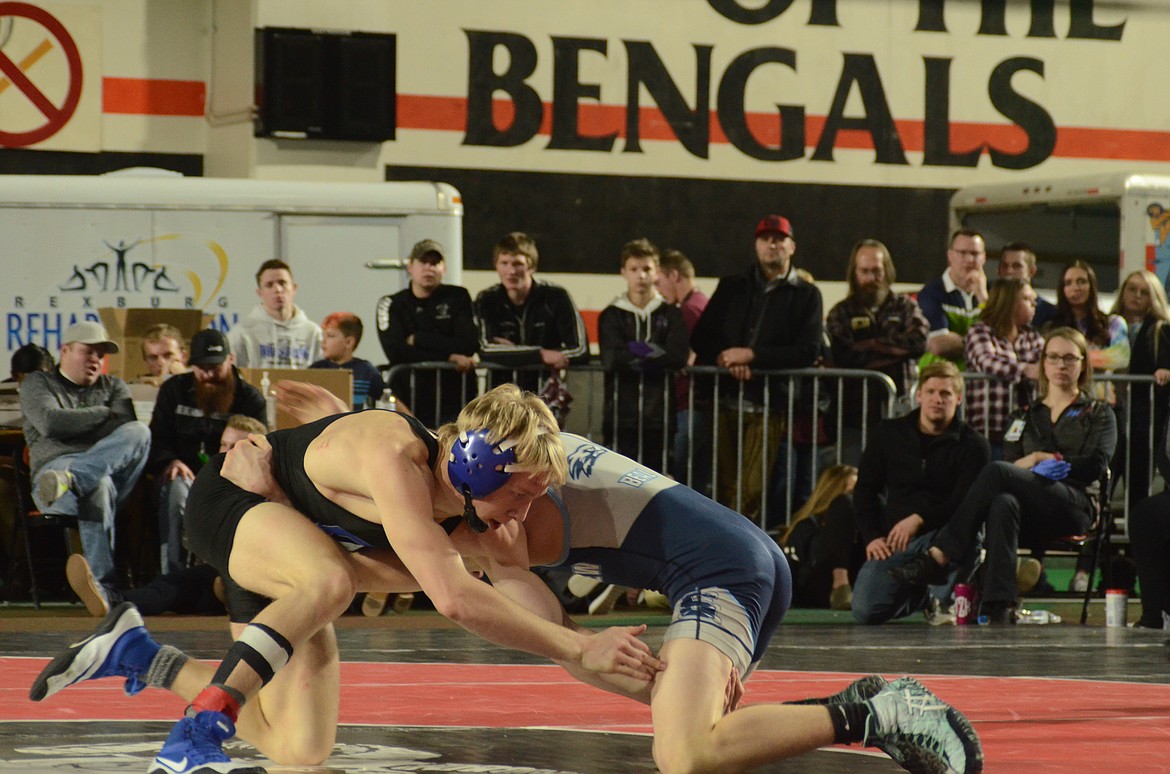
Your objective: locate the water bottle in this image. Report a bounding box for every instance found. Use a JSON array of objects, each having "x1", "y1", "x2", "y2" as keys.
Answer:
[
  {"x1": 376, "y1": 388, "x2": 397, "y2": 412},
  {"x1": 260, "y1": 371, "x2": 276, "y2": 430}
]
